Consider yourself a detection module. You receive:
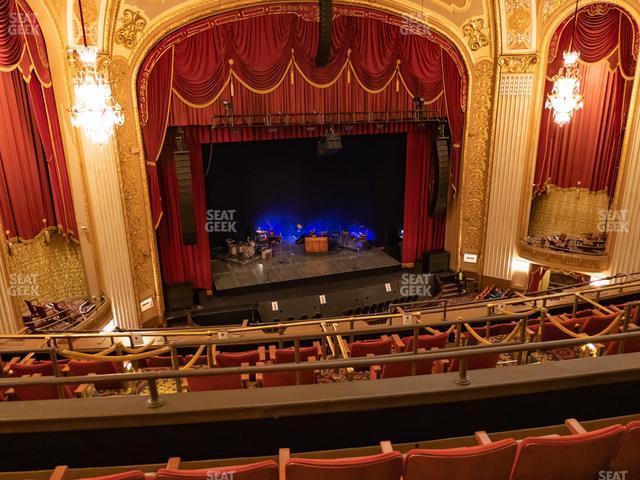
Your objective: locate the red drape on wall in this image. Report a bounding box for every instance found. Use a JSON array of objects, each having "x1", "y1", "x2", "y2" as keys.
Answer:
[
  {"x1": 157, "y1": 143, "x2": 212, "y2": 290},
  {"x1": 535, "y1": 4, "x2": 637, "y2": 194},
  {"x1": 139, "y1": 6, "x2": 467, "y2": 227},
  {"x1": 402, "y1": 130, "x2": 445, "y2": 264},
  {"x1": 0, "y1": 0, "x2": 77, "y2": 239},
  {"x1": 0, "y1": 70, "x2": 55, "y2": 239}
]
